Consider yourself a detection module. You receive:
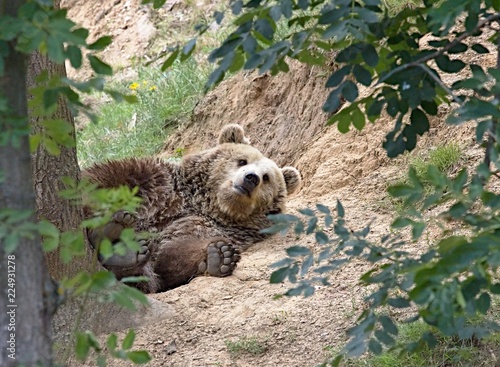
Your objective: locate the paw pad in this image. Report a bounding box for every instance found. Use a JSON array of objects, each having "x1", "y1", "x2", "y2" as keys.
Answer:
[{"x1": 206, "y1": 241, "x2": 241, "y2": 277}]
